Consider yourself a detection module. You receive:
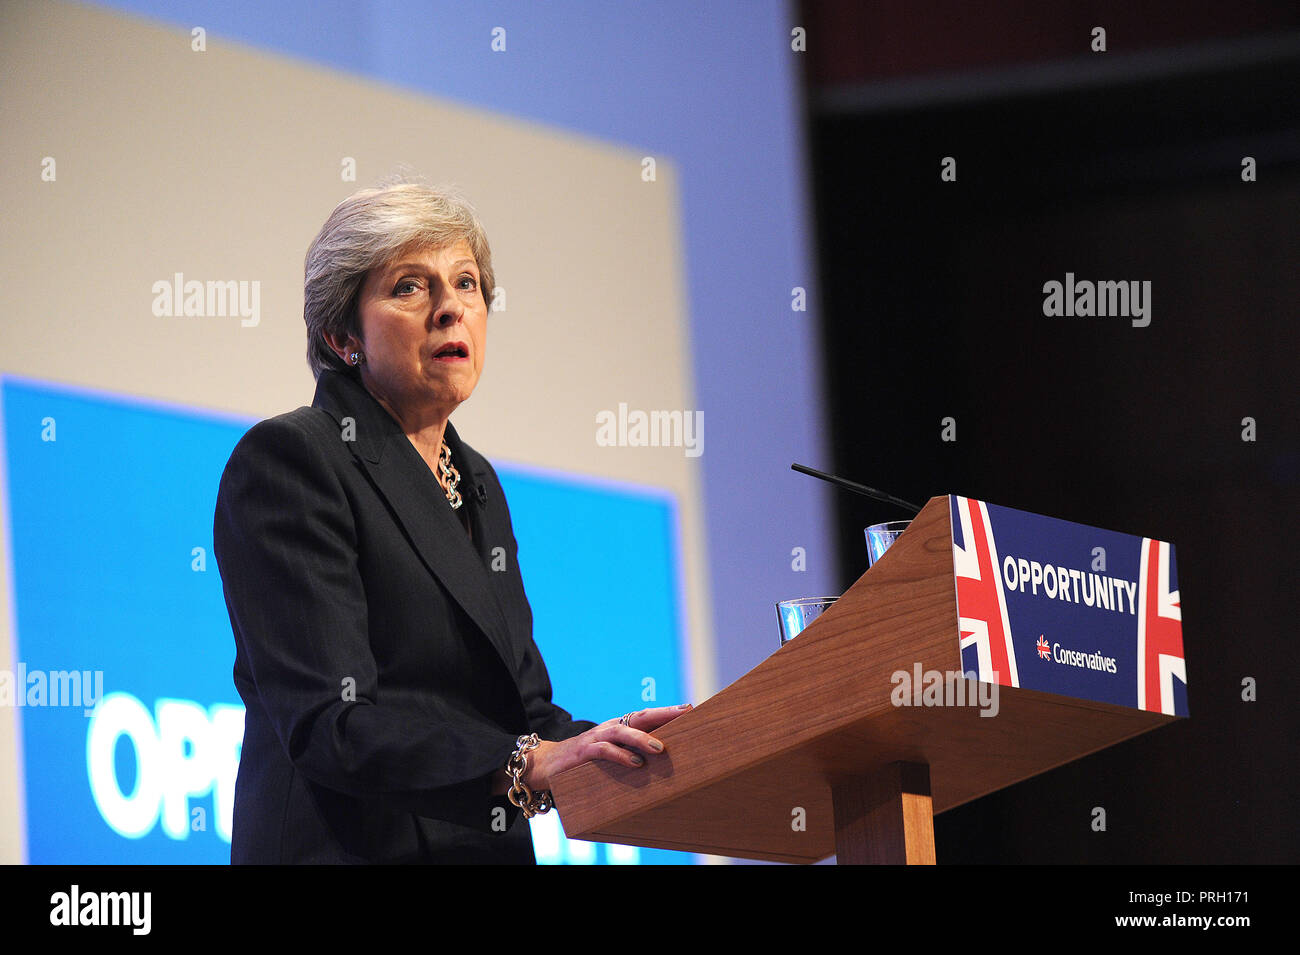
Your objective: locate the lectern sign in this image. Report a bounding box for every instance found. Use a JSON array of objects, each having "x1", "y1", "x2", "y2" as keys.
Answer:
[{"x1": 949, "y1": 496, "x2": 1187, "y2": 717}]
